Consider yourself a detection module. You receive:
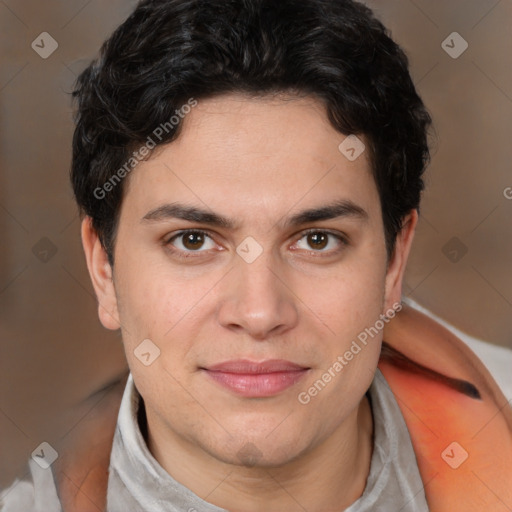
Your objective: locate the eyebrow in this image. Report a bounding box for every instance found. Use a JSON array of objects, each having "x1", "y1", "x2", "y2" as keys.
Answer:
[{"x1": 141, "y1": 199, "x2": 368, "y2": 230}]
